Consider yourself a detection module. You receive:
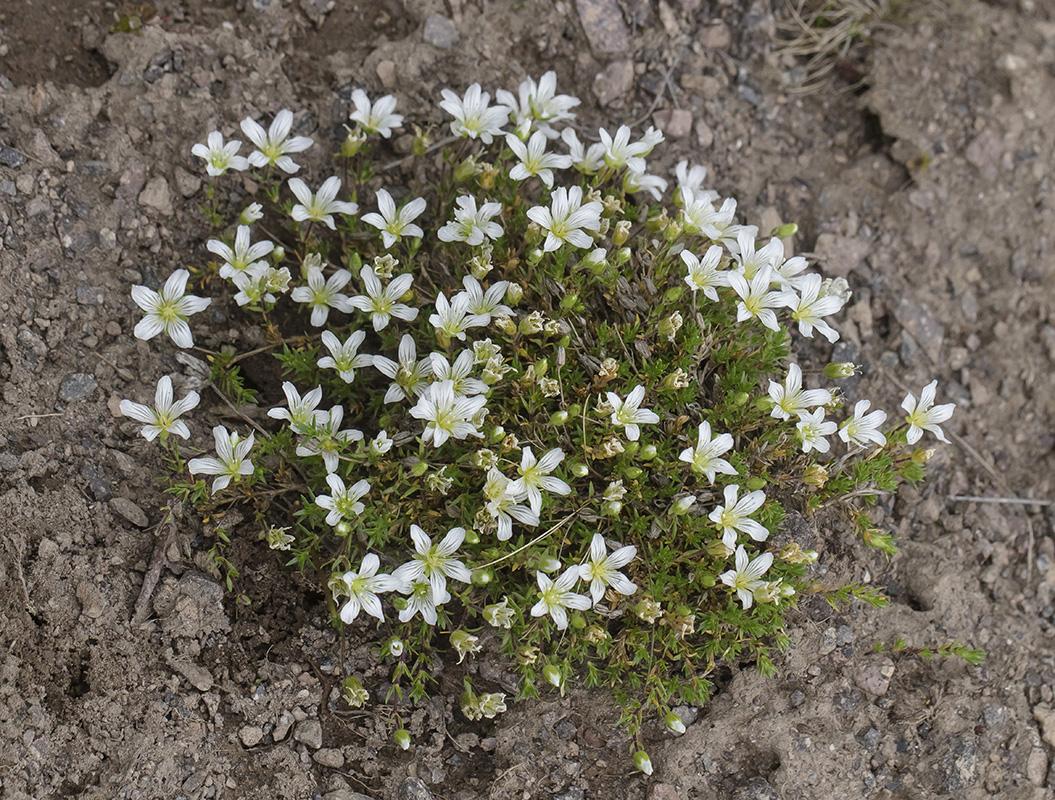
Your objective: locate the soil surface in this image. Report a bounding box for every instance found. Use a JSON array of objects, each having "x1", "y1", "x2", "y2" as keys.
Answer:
[{"x1": 2, "y1": 1, "x2": 1054, "y2": 799}]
